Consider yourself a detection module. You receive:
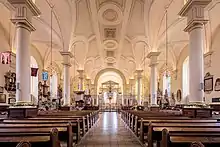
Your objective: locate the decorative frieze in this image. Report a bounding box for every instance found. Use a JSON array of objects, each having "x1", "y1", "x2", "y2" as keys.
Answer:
[
  {"x1": 179, "y1": 0, "x2": 211, "y2": 32},
  {"x1": 8, "y1": 0, "x2": 41, "y2": 31}
]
